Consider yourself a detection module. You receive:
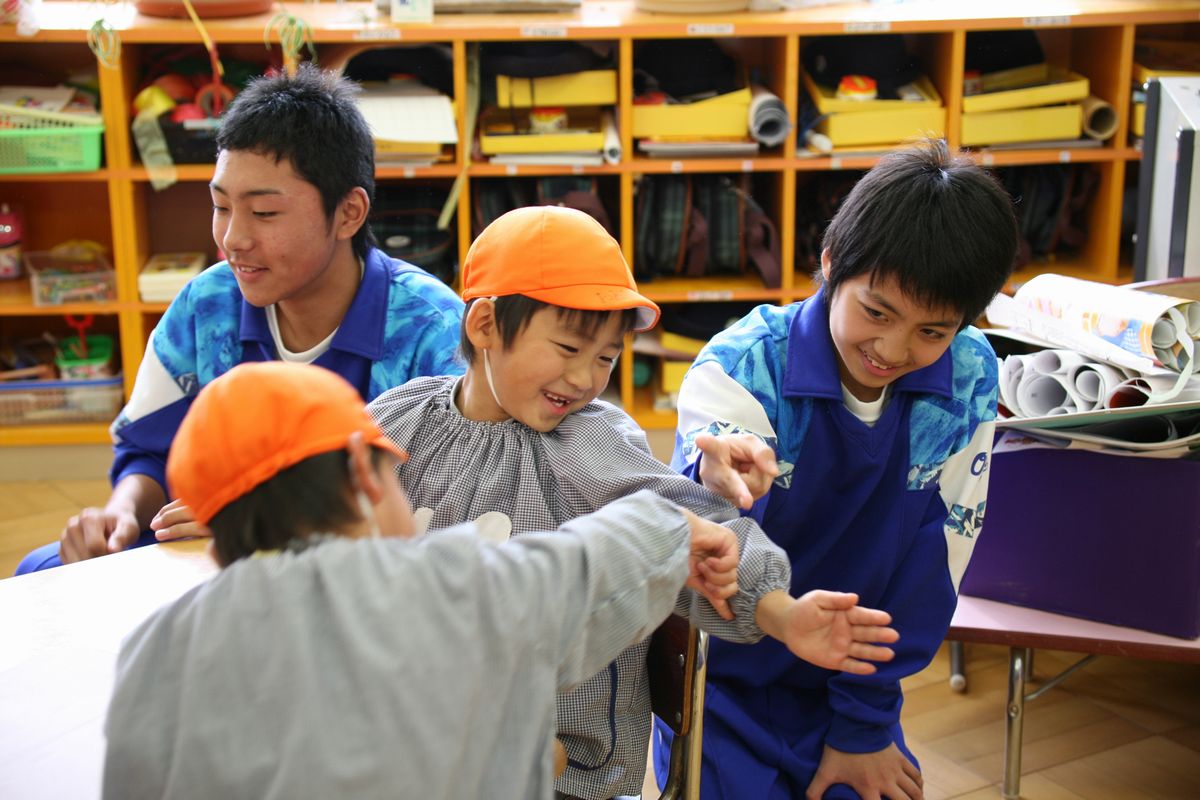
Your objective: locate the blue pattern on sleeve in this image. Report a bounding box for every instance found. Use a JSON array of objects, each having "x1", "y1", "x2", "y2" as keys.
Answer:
[
  {"x1": 907, "y1": 328, "x2": 998, "y2": 490},
  {"x1": 154, "y1": 264, "x2": 244, "y2": 395}
]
